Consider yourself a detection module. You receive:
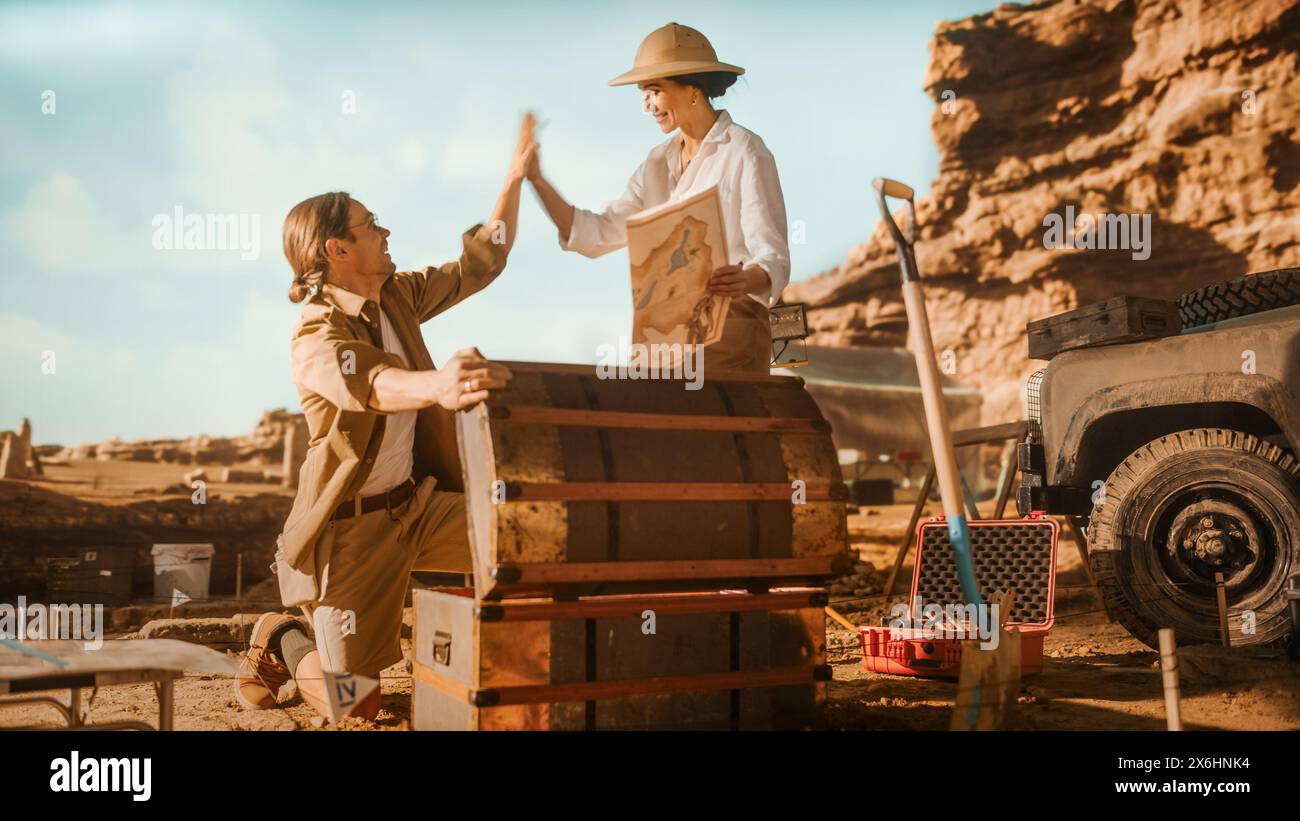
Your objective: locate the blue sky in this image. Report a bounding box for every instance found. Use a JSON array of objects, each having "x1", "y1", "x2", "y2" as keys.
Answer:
[{"x1": 0, "y1": 0, "x2": 998, "y2": 445}]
